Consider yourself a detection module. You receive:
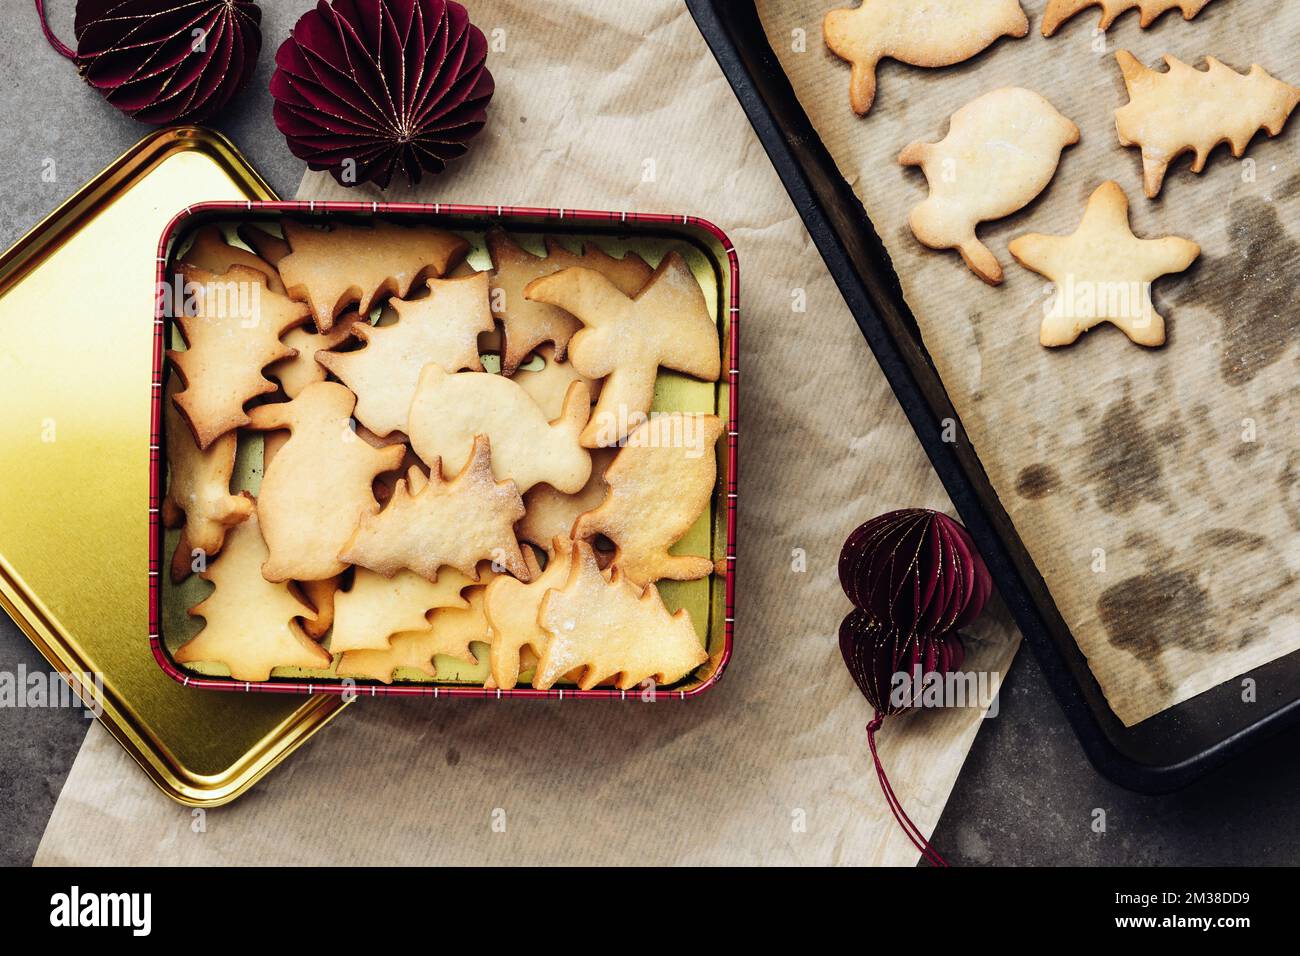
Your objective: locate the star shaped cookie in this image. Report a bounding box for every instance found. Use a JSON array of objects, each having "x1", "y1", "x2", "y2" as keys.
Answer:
[{"x1": 1009, "y1": 181, "x2": 1200, "y2": 347}]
